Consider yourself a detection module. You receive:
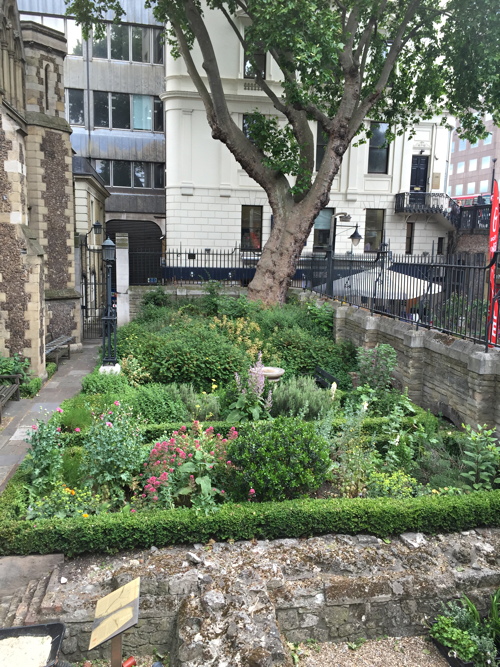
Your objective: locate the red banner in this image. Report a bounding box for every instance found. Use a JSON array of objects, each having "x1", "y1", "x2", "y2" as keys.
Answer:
[{"x1": 488, "y1": 179, "x2": 499, "y2": 344}]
